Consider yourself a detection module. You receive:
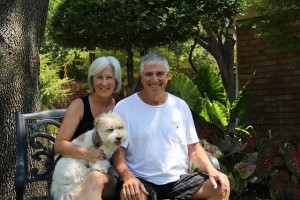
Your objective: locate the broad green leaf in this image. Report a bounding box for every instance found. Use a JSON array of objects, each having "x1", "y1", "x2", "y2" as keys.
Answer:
[
  {"x1": 195, "y1": 64, "x2": 228, "y2": 106},
  {"x1": 234, "y1": 161, "x2": 256, "y2": 179},
  {"x1": 166, "y1": 72, "x2": 202, "y2": 113},
  {"x1": 270, "y1": 170, "x2": 290, "y2": 200},
  {"x1": 286, "y1": 175, "x2": 300, "y2": 200},
  {"x1": 231, "y1": 71, "x2": 255, "y2": 126},
  {"x1": 284, "y1": 142, "x2": 300, "y2": 179},
  {"x1": 212, "y1": 101, "x2": 229, "y2": 127}
]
